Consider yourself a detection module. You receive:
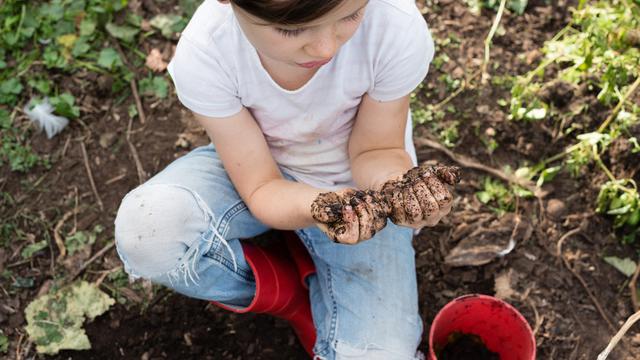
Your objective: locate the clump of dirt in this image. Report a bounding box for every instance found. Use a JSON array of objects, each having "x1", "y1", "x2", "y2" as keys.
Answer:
[{"x1": 437, "y1": 332, "x2": 500, "y2": 360}]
